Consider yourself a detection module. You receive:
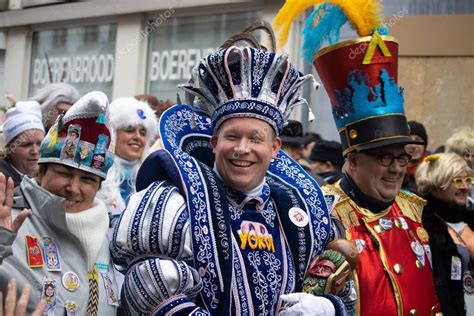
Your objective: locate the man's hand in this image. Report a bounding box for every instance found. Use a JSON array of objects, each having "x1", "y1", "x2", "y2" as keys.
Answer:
[
  {"x1": 1, "y1": 279, "x2": 45, "y2": 316},
  {"x1": 0, "y1": 173, "x2": 30, "y2": 233},
  {"x1": 280, "y1": 293, "x2": 335, "y2": 316}
]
